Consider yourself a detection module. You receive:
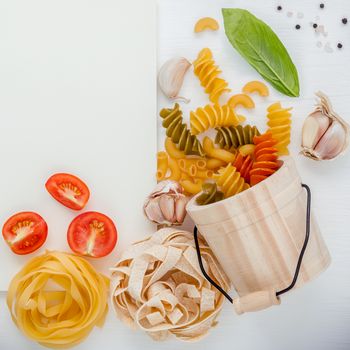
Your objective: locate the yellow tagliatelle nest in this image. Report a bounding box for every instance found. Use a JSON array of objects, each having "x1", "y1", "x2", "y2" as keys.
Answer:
[
  {"x1": 111, "y1": 228, "x2": 230, "y2": 341},
  {"x1": 7, "y1": 251, "x2": 109, "y2": 349}
]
